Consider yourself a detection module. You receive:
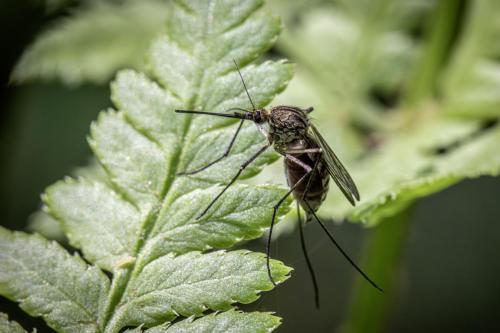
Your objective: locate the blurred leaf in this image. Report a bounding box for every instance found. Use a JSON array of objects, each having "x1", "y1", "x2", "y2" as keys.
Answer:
[
  {"x1": 0, "y1": 312, "x2": 29, "y2": 333},
  {"x1": 2, "y1": 0, "x2": 294, "y2": 332},
  {"x1": 324, "y1": 113, "x2": 500, "y2": 225},
  {"x1": 442, "y1": 0, "x2": 500, "y2": 118},
  {"x1": 42, "y1": 0, "x2": 73, "y2": 13},
  {"x1": 266, "y1": 0, "x2": 324, "y2": 22},
  {"x1": 12, "y1": 0, "x2": 169, "y2": 85},
  {"x1": 277, "y1": 1, "x2": 428, "y2": 130},
  {"x1": 318, "y1": 0, "x2": 500, "y2": 225},
  {"x1": 145, "y1": 309, "x2": 281, "y2": 333},
  {"x1": 26, "y1": 210, "x2": 66, "y2": 242},
  {"x1": 262, "y1": 0, "x2": 432, "y2": 207},
  {"x1": 270, "y1": 0, "x2": 500, "y2": 227},
  {"x1": 272, "y1": 69, "x2": 364, "y2": 161}
]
